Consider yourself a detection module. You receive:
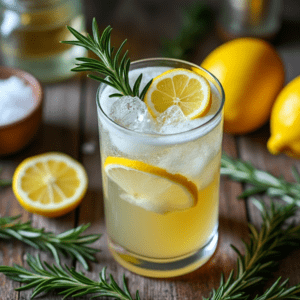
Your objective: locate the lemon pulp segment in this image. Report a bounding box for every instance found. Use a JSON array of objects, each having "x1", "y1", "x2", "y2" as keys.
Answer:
[
  {"x1": 104, "y1": 157, "x2": 198, "y2": 214},
  {"x1": 144, "y1": 68, "x2": 211, "y2": 119}
]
